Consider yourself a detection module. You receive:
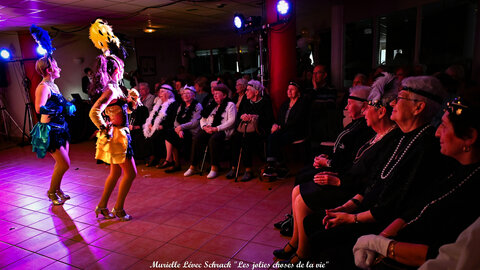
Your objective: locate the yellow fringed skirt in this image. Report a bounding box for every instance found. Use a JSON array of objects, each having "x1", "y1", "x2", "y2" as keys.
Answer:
[{"x1": 95, "y1": 126, "x2": 133, "y2": 164}]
